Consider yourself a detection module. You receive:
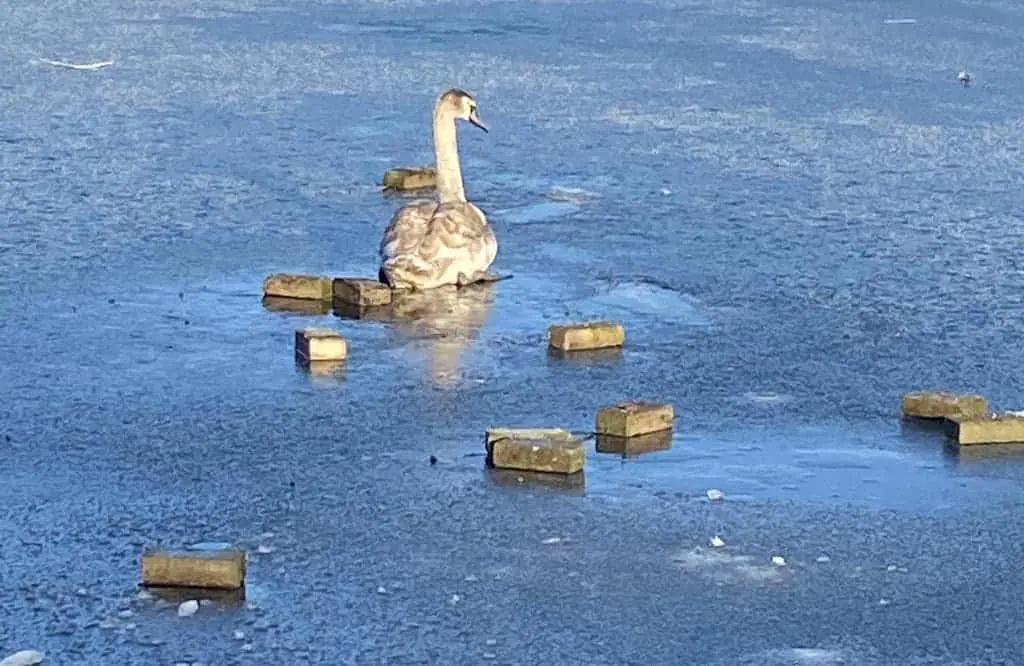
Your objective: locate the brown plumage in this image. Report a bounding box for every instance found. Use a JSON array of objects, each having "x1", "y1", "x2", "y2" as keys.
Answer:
[{"x1": 379, "y1": 89, "x2": 498, "y2": 290}]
